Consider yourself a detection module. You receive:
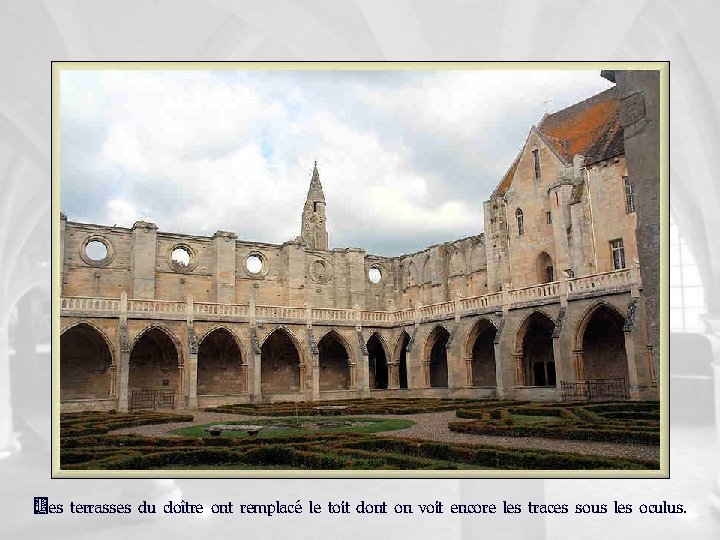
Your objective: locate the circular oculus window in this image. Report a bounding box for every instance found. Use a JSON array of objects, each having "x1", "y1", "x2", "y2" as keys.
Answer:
[
  {"x1": 245, "y1": 253, "x2": 265, "y2": 275},
  {"x1": 368, "y1": 267, "x2": 382, "y2": 284},
  {"x1": 168, "y1": 244, "x2": 197, "y2": 272},
  {"x1": 80, "y1": 236, "x2": 114, "y2": 266}
]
